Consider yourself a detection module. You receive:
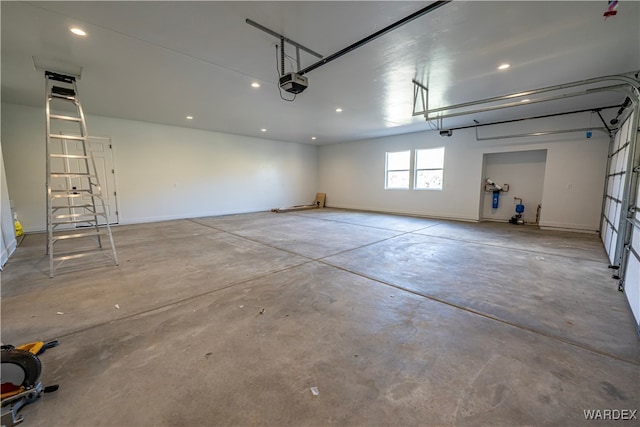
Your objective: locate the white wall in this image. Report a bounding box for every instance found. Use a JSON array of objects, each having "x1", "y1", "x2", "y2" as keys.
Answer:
[
  {"x1": 1, "y1": 103, "x2": 318, "y2": 232},
  {"x1": 3, "y1": 101, "x2": 610, "y2": 234},
  {"x1": 481, "y1": 150, "x2": 547, "y2": 223},
  {"x1": 318, "y1": 119, "x2": 609, "y2": 231},
  {"x1": 1, "y1": 142, "x2": 17, "y2": 267},
  {"x1": 318, "y1": 130, "x2": 481, "y2": 221}
]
